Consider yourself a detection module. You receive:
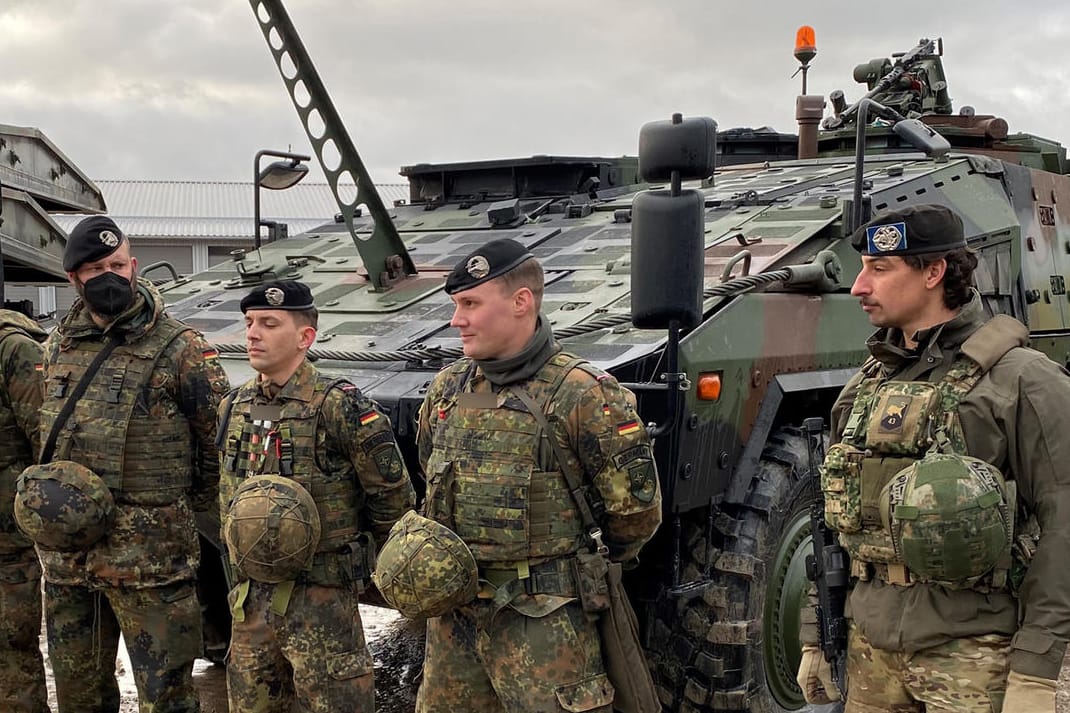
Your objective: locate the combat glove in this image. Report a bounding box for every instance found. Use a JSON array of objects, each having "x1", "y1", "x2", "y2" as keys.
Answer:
[
  {"x1": 796, "y1": 644, "x2": 840, "y2": 705},
  {"x1": 1001, "y1": 669, "x2": 1056, "y2": 712}
]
